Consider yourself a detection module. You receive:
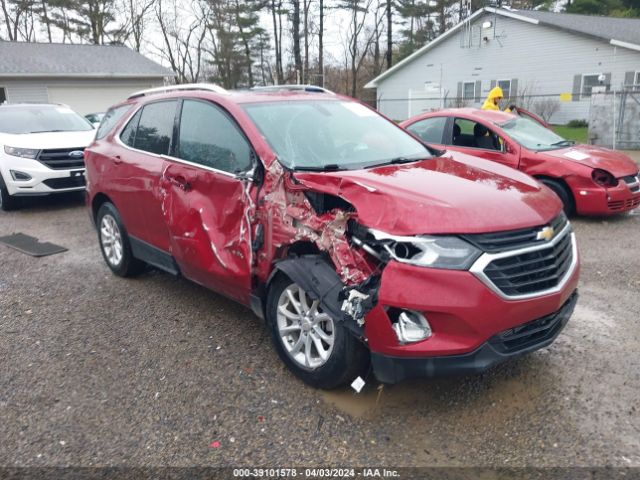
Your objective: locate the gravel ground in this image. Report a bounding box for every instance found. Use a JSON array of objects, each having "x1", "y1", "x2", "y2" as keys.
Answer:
[{"x1": 0, "y1": 192, "x2": 639, "y2": 469}]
